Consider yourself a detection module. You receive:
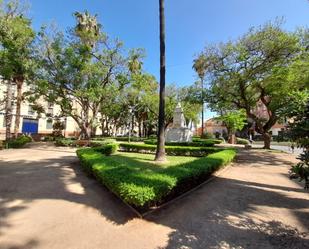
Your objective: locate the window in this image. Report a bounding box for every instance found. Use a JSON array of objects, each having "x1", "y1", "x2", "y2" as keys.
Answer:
[
  {"x1": 46, "y1": 119, "x2": 53, "y2": 130},
  {"x1": 47, "y1": 102, "x2": 54, "y2": 115},
  {"x1": 28, "y1": 105, "x2": 35, "y2": 115}
]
